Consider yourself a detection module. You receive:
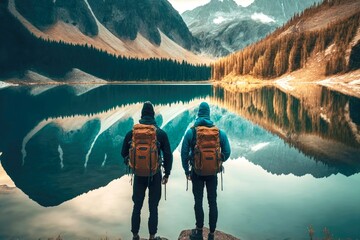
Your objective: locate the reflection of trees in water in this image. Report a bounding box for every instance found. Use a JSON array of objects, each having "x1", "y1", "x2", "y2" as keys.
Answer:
[
  {"x1": 212, "y1": 85, "x2": 360, "y2": 147},
  {"x1": 211, "y1": 85, "x2": 360, "y2": 171},
  {"x1": 2, "y1": 84, "x2": 211, "y2": 119},
  {"x1": 0, "y1": 84, "x2": 211, "y2": 159},
  {"x1": 0, "y1": 84, "x2": 211, "y2": 206},
  {"x1": 208, "y1": 105, "x2": 341, "y2": 178}
]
